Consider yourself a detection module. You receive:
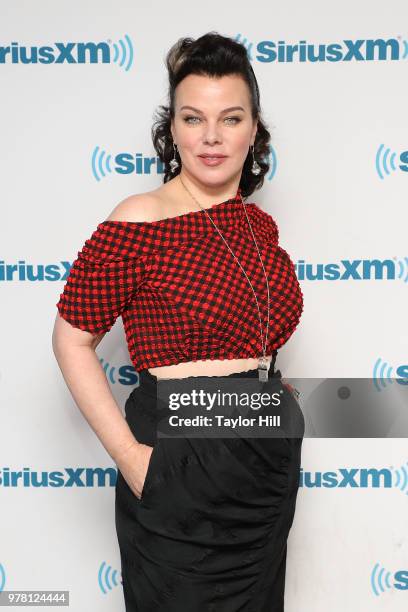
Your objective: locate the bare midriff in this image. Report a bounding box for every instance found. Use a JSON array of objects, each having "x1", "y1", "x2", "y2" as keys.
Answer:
[{"x1": 147, "y1": 355, "x2": 273, "y2": 380}]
